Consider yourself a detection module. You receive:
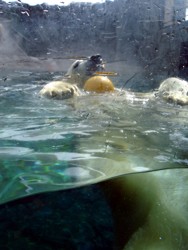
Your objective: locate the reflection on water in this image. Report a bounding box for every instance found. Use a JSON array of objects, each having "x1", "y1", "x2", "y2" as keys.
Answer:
[{"x1": 0, "y1": 71, "x2": 187, "y2": 204}]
